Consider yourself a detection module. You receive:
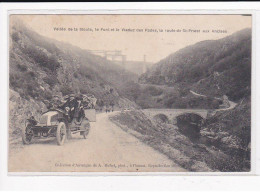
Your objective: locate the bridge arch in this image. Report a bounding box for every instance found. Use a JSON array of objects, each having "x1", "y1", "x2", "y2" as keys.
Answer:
[
  {"x1": 175, "y1": 113, "x2": 205, "y2": 141},
  {"x1": 153, "y1": 113, "x2": 169, "y2": 124}
]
